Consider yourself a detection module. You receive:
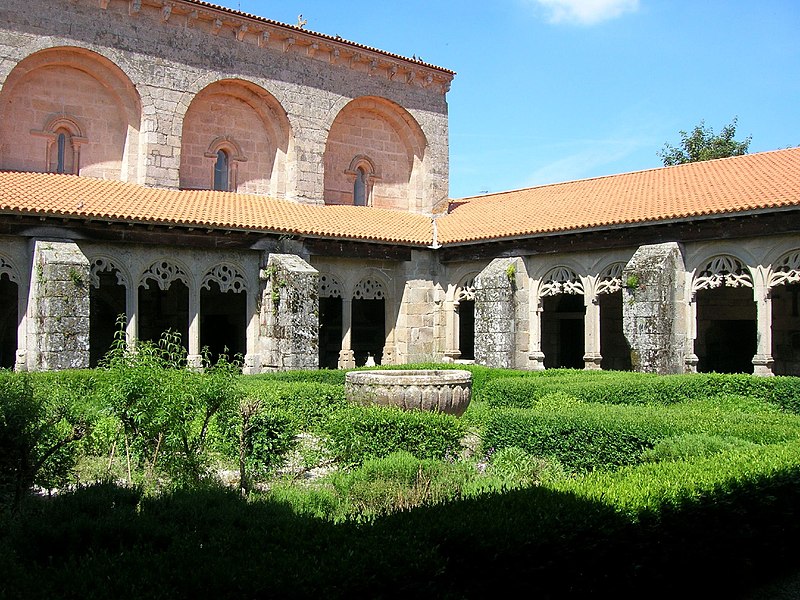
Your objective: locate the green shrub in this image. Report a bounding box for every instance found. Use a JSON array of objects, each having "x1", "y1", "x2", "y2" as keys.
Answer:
[
  {"x1": 0, "y1": 371, "x2": 99, "y2": 507},
  {"x1": 236, "y1": 381, "x2": 347, "y2": 430},
  {"x1": 324, "y1": 451, "x2": 475, "y2": 521},
  {"x1": 485, "y1": 446, "x2": 566, "y2": 487},
  {"x1": 322, "y1": 406, "x2": 466, "y2": 466},
  {"x1": 640, "y1": 433, "x2": 756, "y2": 463}
]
